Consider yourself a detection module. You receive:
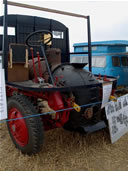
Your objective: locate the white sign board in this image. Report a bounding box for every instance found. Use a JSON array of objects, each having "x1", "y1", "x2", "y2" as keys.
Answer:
[
  {"x1": 105, "y1": 94, "x2": 128, "y2": 143},
  {"x1": 0, "y1": 69, "x2": 7, "y2": 120},
  {"x1": 101, "y1": 82, "x2": 112, "y2": 108},
  {"x1": 0, "y1": 56, "x2": 2, "y2": 69}
]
